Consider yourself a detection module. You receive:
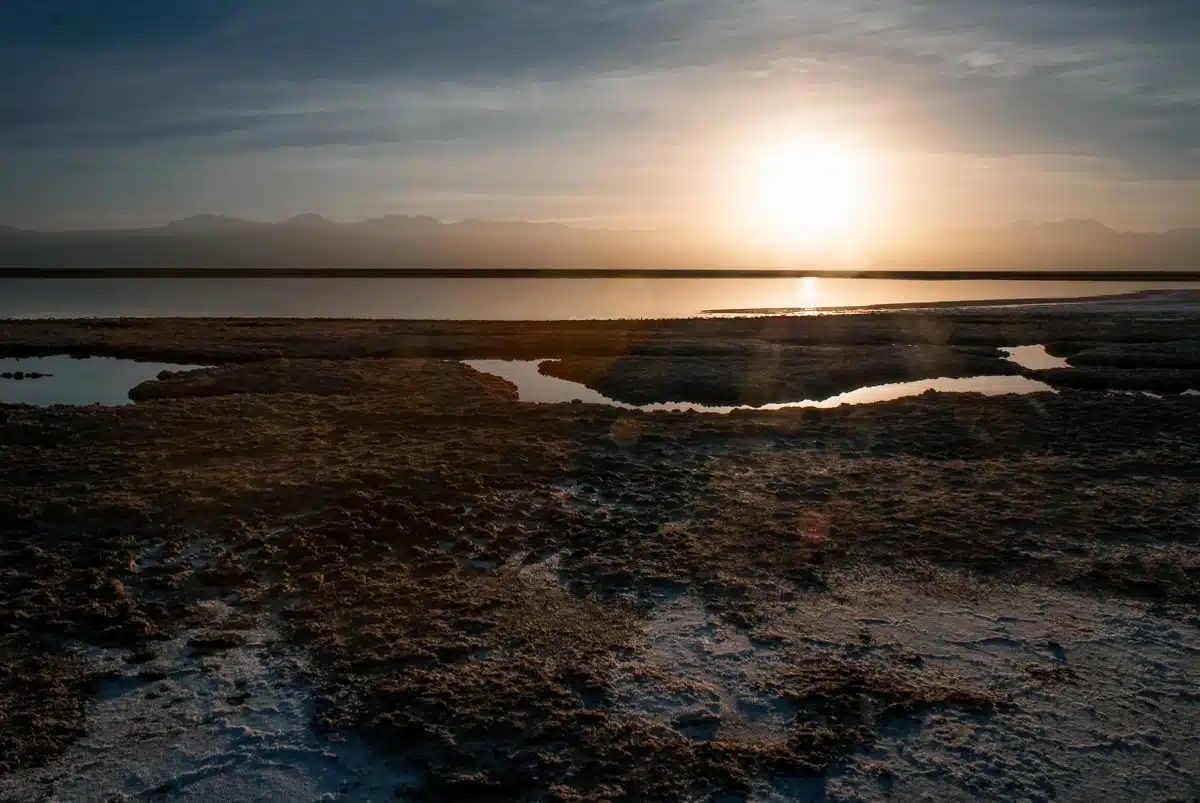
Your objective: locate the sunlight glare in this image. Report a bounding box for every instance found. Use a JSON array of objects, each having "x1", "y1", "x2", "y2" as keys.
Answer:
[
  {"x1": 793, "y1": 276, "x2": 822, "y2": 307},
  {"x1": 743, "y1": 138, "x2": 871, "y2": 250}
]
